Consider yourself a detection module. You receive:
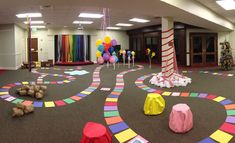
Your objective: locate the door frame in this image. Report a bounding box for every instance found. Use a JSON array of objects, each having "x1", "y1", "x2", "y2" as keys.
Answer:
[{"x1": 190, "y1": 33, "x2": 218, "y2": 67}]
